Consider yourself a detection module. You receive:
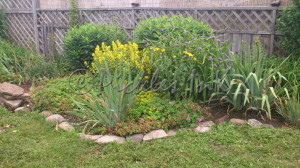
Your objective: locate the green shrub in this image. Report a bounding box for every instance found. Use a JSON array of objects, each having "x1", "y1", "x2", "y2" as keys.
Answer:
[
  {"x1": 134, "y1": 15, "x2": 213, "y2": 48},
  {"x1": 214, "y1": 41, "x2": 287, "y2": 119},
  {"x1": 146, "y1": 30, "x2": 230, "y2": 100},
  {"x1": 0, "y1": 9, "x2": 6, "y2": 39},
  {"x1": 63, "y1": 24, "x2": 127, "y2": 69},
  {"x1": 277, "y1": 0, "x2": 300, "y2": 57}
]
